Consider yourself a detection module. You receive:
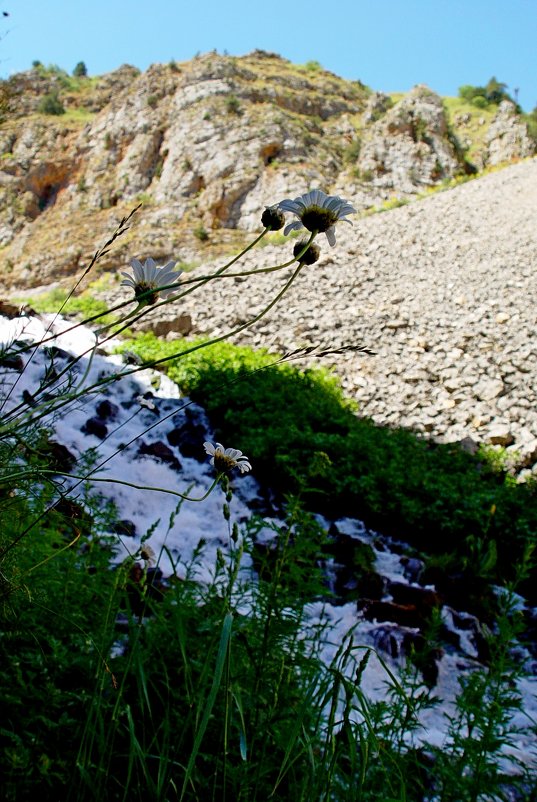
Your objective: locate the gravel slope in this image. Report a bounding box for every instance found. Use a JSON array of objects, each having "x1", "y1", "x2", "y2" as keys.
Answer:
[{"x1": 128, "y1": 158, "x2": 537, "y2": 472}]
